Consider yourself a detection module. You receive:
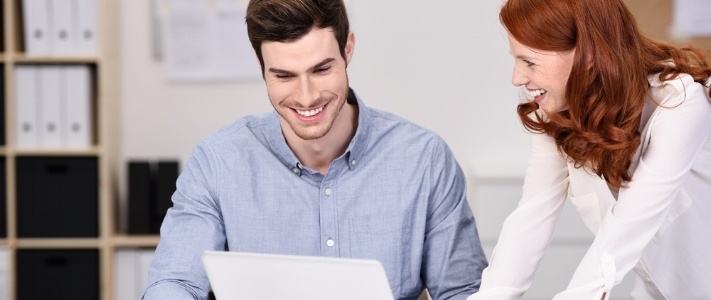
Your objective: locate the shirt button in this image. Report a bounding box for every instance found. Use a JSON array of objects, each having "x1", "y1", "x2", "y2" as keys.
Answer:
[
  {"x1": 604, "y1": 257, "x2": 613, "y2": 264},
  {"x1": 324, "y1": 188, "x2": 332, "y2": 196},
  {"x1": 326, "y1": 239, "x2": 335, "y2": 247},
  {"x1": 351, "y1": 160, "x2": 356, "y2": 166},
  {"x1": 291, "y1": 167, "x2": 300, "y2": 174},
  {"x1": 645, "y1": 277, "x2": 652, "y2": 283}
]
